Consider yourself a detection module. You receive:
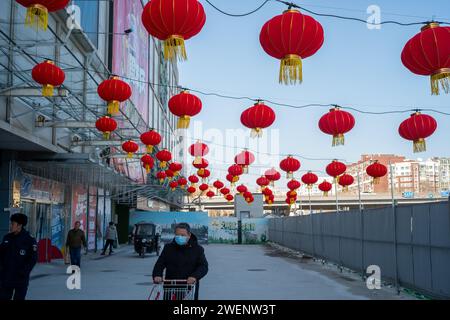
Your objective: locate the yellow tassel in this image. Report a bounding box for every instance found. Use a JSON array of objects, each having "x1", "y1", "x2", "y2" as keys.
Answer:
[
  {"x1": 127, "y1": 152, "x2": 133, "y2": 159},
  {"x1": 279, "y1": 54, "x2": 303, "y2": 85},
  {"x1": 25, "y1": 5, "x2": 48, "y2": 31},
  {"x1": 332, "y1": 134, "x2": 345, "y2": 147},
  {"x1": 250, "y1": 128, "x2": 263, "y2": 138},
  {"x1": 193, "y1": 156, "x2": 202, "y2": 165},
  {"x1": 145, "y1": 165, "x2": 150, "y2": 174},
  {"x1": 107, "y1": 101, "x2": 119, "y2": 115},
  {"x1": 198, "y1": 169, "x2": 204, "y2": 176},
  {"x1": 323, "y1": 191, "x2": 329, "y2": 197},
  {"x1": 287, "y1": 172, "x2": 293, "y2": 179},
  {"x1": 159, "y1": 179, "x2": 164, "y2": 183},
  {"x1": 232, "y1": 176, "x2": 239, "y2": 183},
  {"x1": 164, "y1": 35, "x2": 187, "y2": 62},
  {"x1": 160, "y1": 161, "x2": 167, "y2": 168},
  {"x1": 146, "y1": 145, "x2": 153, "y2": 153},
  {"x1": 373, "y1": 177, "x2": 380, "y2": 185},
  {"x1": 42, "y1": 84, "x2": 54, "y2": 97},
  {"x1": 431, "y1": 69, "x2": 450, "y2": 95},
  {"x1": 413, "y1": 138, "x2": 426, "y2": 153},
  {"x1": 177, "y1": 116, "x2": 191, "y2": 129},
  {"x1": 103, "y1": 132, "x2": 110, "y2": 140}
]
